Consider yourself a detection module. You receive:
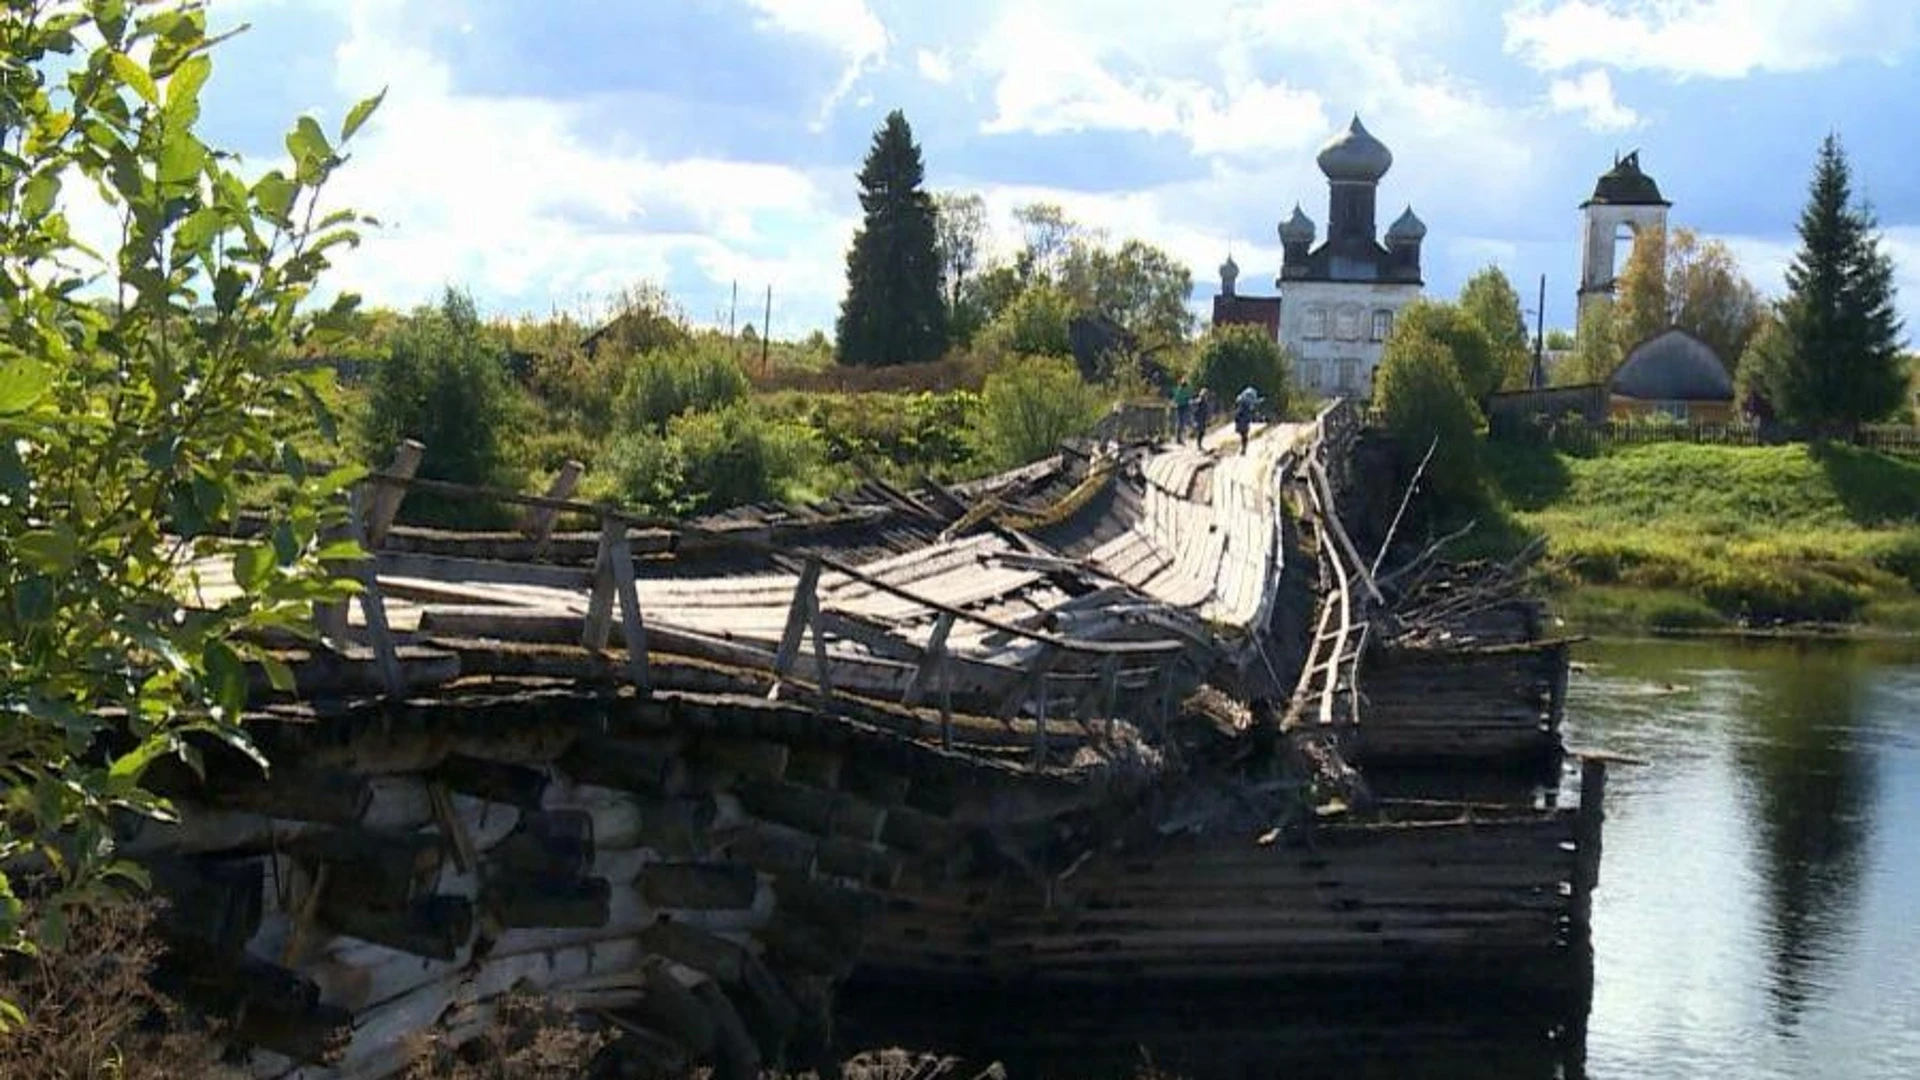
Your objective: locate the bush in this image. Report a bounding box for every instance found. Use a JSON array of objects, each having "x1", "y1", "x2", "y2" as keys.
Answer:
[
  {"x1": 1372, "y1": 333, "x2": 1485, "y2": 505},
  {"x1": 592, "y1": 432, "x2": 693, "y2": 517},
  {"x1": 759, "y1": 390, "x2": 984, "y2": 483},
  {"x1": 1191, "y1": 324, "x2": 1291, "y2": 416},
  {"x1": 981, "y1": 285, "x2": 1074, "y2": 358},
  {"x1": 670, "y1": 403, "x2": 828, "y2": 513},
  {"x1": 1390, "y1": 300, "x2": 1502, "y2": 400},
  {"x1": 975, "y1": 355, "x2": 1103, "y2": 467},
  {"x1": 619, "y1": 338, "x2": 751, "y2": 432},
  {"x1": 361, "y1": 289, "x2": 522, "y2": 526},
  {"x1": 1869, "y1": 531, "x2": 1920, "y2": 589}
]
